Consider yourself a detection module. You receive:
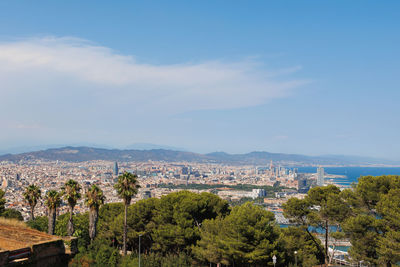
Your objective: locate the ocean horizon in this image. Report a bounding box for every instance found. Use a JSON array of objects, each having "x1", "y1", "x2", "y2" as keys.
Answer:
[{"x1": 296, "y1": 166, "x2": 400, "y2": 186}]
